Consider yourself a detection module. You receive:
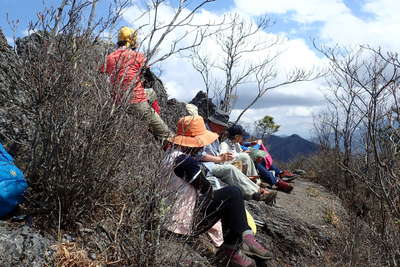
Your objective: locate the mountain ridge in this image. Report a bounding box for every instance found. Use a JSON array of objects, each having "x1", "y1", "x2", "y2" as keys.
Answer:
[{"x1": 264, "y1": 134, "x2": 319, "y2": 162}]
